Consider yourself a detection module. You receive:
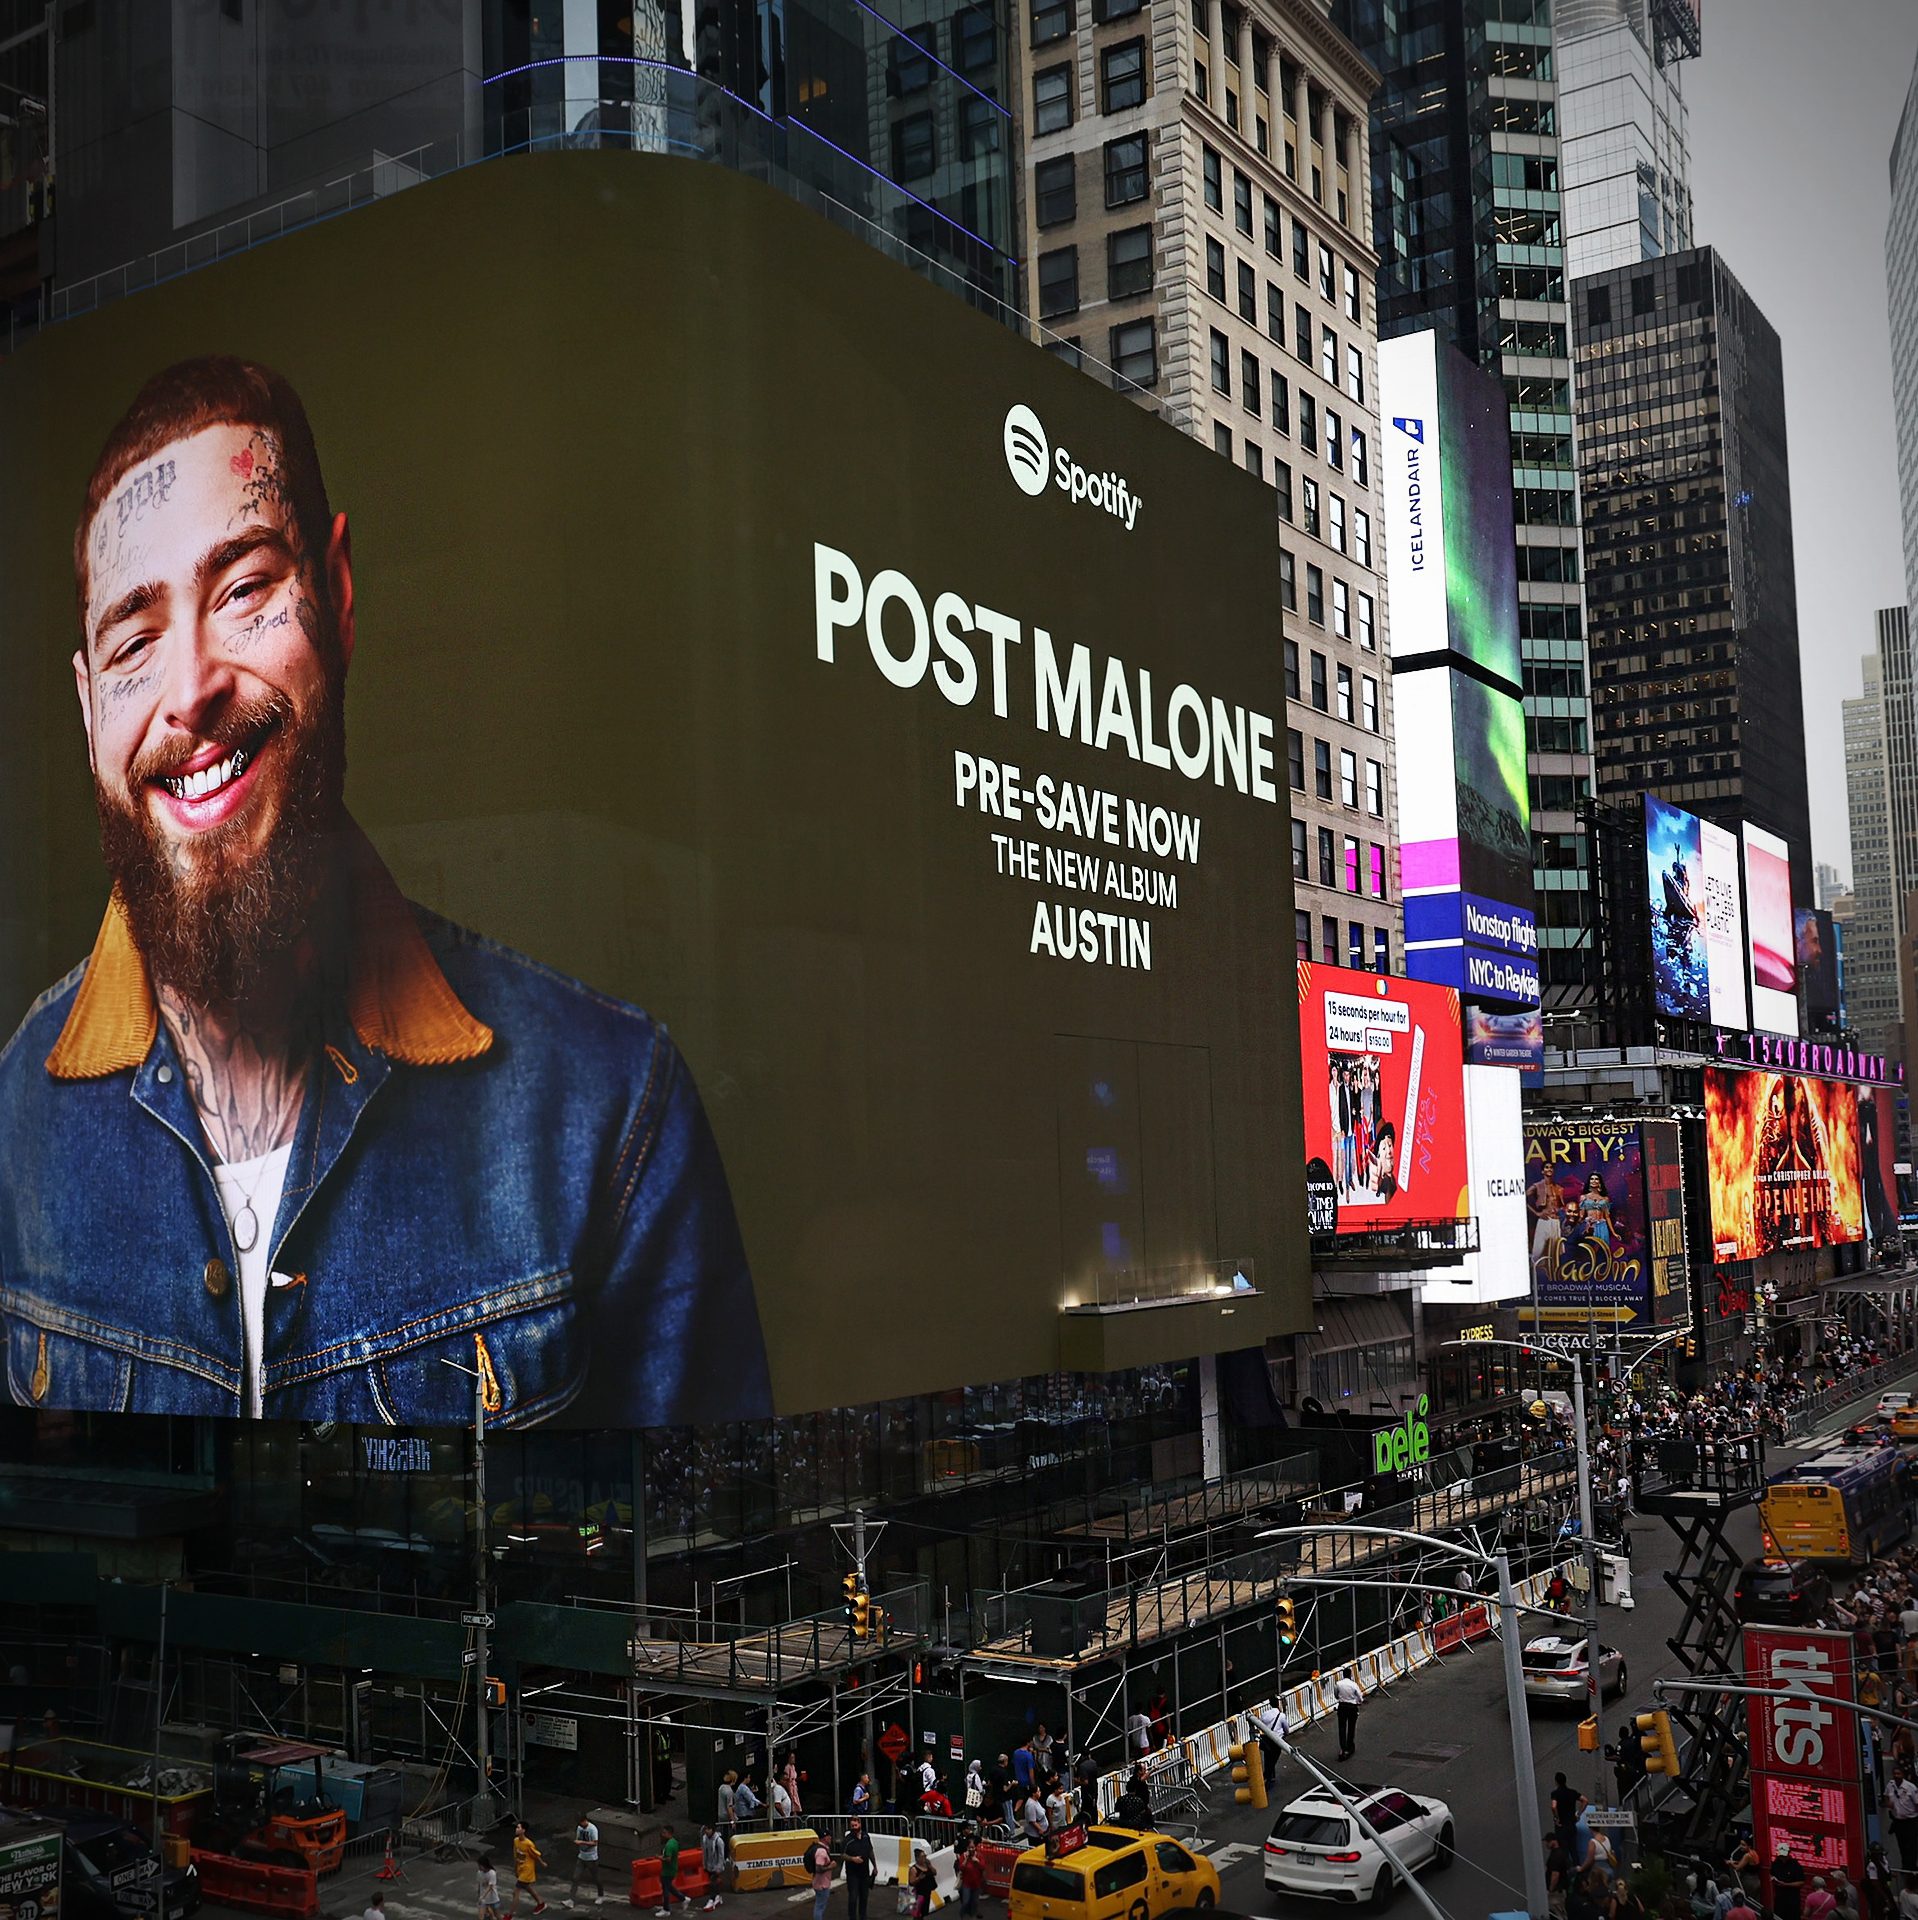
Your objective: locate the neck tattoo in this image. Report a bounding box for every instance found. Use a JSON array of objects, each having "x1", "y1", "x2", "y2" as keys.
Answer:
[{"x1": 158, "y1": 985, "x2": 313, "y2": 1171}]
